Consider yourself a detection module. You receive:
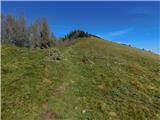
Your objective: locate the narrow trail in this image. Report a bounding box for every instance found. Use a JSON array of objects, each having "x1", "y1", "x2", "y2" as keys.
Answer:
[
  {"x1": 51, "y1": 46, "x2": 77, "y2": 95},
  {"x1": 41, "y1": 46, "x2": 80, "y2": 120}
]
